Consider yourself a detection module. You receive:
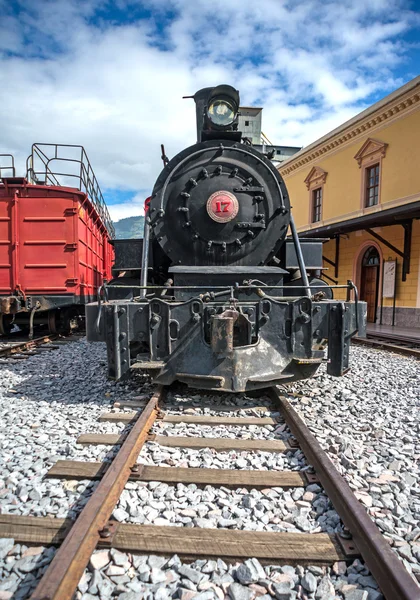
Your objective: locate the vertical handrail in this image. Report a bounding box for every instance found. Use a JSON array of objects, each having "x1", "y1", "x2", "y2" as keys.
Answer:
[
  {"x1": 289, "y1": 215, "x2": 311, "y2": 297},
  {"x1": 140, "y1": 198, "x2": 151, "y2": 299},
  {"x1": 0, "y1": 154, "x2": 16, "y2": 178},
  {"x1": 11, "y1": 191, "x2": 20, "y2": 292}
]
